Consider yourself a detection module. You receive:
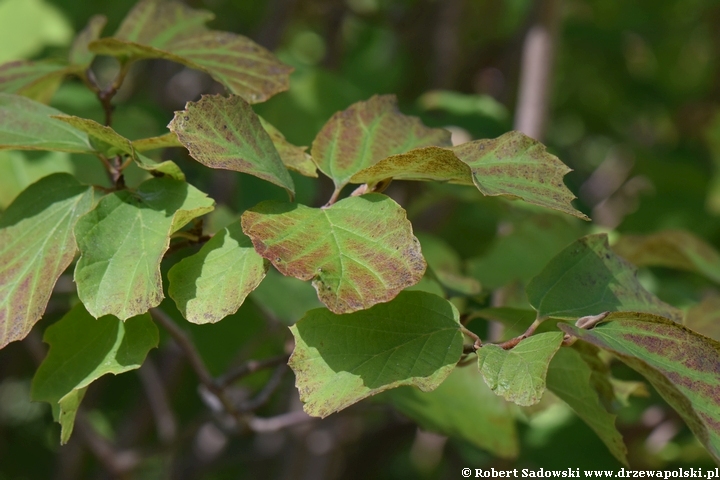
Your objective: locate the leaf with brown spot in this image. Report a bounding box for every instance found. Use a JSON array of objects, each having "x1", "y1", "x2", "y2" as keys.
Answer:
[
  {"x1": 560, "y1": 312, "x2": 720, "y2": 464},
  {"x1": 0, "y1": 173, "x2": 93, "y2": 350},
  {"x1": 311, "y1": 95, "x2": 451, "y2": 193},
  {"x1": 88, "y1": 0, "x2": 292, "y2": 103},
  {"x1": 0, "y1": 93, "x2": 93, "y2": 153},
  {"x1": 289, "y1": 291, "x2": 463, "y2": 417},
  {"x1": 527, "y1": 234, "x2": 683, "y2": 322},
  {"x1": 613, "y1": 230, "x2": 720, "y2": 284},
  {"x1": 168, "y1": 94, "x2": 294, "y2": 194},
  {"x1": 168, "y1": 222, "x2": 268, "y2": 324},
  {"x1": 241, "y1": 193, "x2": 426, "y2": 314},
  {"x1": 132, "y1": 132, "x2": 182, "y2": 152},
  {"x1": 259, "y1": 117, "x2": 317, "y2": 178},
  {"x1": 74, "y1": 177, "x2": 214, "y2": 320},
  {"x1": 350, "y1": 131, "x2": 588, "y2": 220},
  {"x1": 685, "y1": 295, "x2": 720, "y2": 342}
]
